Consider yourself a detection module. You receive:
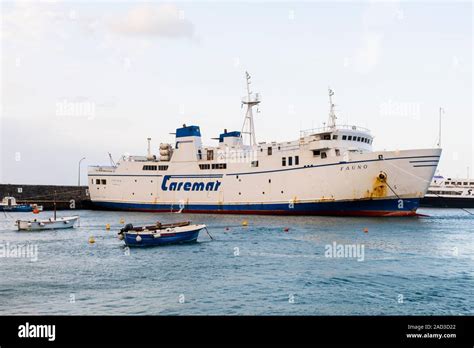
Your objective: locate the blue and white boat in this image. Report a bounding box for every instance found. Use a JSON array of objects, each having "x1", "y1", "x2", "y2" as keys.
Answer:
[{"x1": 118, "y1": 221, "x2": 207, "y2": 247}]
